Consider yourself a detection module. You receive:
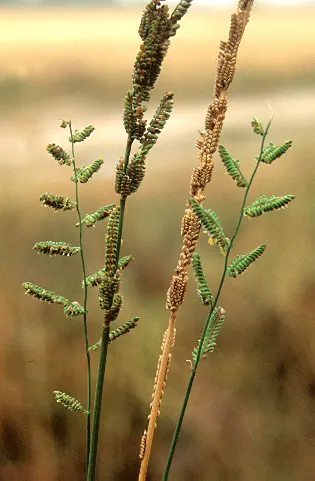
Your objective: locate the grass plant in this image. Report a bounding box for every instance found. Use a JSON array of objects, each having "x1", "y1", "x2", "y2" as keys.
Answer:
[{"x1": 21, "y1": 0, "x2": 295, "y2": 479}]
